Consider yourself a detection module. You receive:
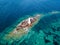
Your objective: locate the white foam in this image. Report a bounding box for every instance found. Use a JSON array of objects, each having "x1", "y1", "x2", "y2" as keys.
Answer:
[
  {"x1": 49, "y1": 11, "x2": 60, "y2": 14},
  {"x1": 28, "y1": 18, "x2": 31, "y2": 25}
]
